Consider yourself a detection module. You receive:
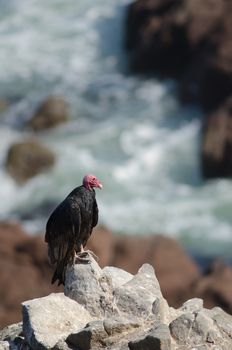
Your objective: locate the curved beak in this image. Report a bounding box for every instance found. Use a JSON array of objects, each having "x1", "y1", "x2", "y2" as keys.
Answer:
[{"x1": 97, "y1": 182, "x2": 103, "y2": 189}]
